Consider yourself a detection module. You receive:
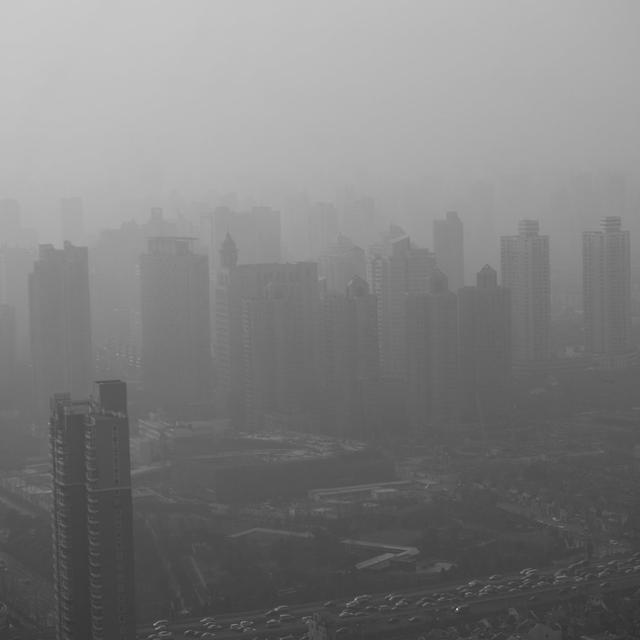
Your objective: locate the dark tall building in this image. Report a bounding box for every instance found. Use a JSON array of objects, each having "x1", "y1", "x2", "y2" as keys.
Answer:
[
  {"x1": 1, "y1": 245, "x2": 36, "y2": 362},
  {"x1": 140, "y1": 237, "x2": 211, "y2": 414},
  {"x1": 0, "y1": 304, "x2": 16, "y2": 408},
  {"x1": 319, "y1": 276, "x2": 379, "y2": 436},
  {"x1": 583, "y1": 216, "x2": 633, "y2": 368},
  {"x1": 29, "y1": 243, "x2": 92, "y2": 419},
  {"x1": 239, "y1": 262, "x2": 320, "y2": 431},
  {"x1": 406, "y1": 270, "x2": 458, "y2": 430},
  {"x1": 90, "y1": 221, "x2": 145, "y2": 383},
  {"x1": 215, "y1": 248, "x2": 319, "y2": 429},
  {"x1": 50, "y1": 380, "x2": 135, "y2": 640},
  {"x1": 458, "y1": 266, "x2": 511, "y2": 421},
  {"x1": 500, "y1": 220, "x2": 551, "y2": 370},
  {"x1": 434, "y1": 211, "x2": 464, "y2": 292},
  {"x1": 368, "y1": 229, "x2": 436, "y2": 378}
]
